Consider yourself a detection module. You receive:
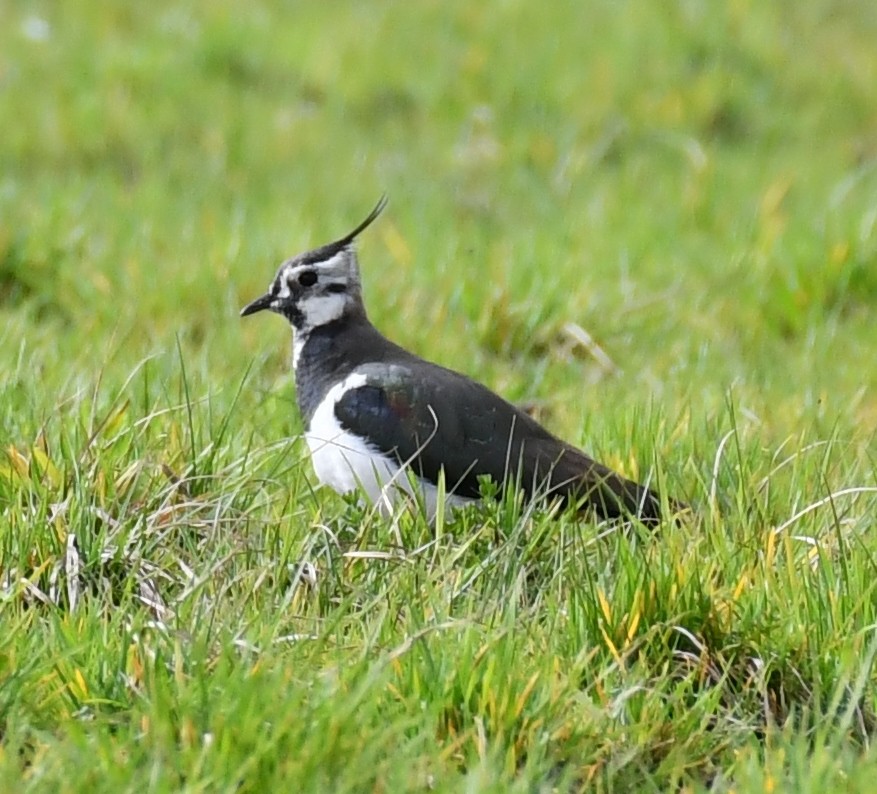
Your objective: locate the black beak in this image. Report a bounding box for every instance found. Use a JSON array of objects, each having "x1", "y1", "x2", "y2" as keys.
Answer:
[{"x1": 240, "y1": 293, "x2": 274, "y2": 317}]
